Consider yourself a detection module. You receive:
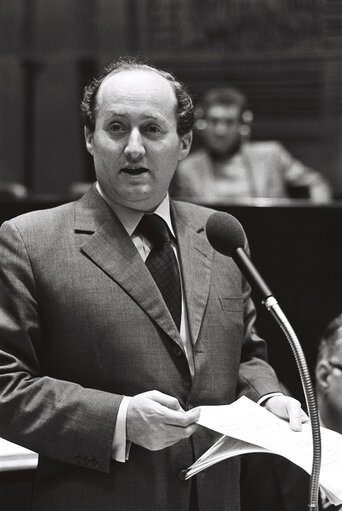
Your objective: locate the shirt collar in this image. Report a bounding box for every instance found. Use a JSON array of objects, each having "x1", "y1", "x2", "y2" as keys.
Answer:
[{"x1": 95, "y1": 182, "x2": 175, "y2": 238}]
